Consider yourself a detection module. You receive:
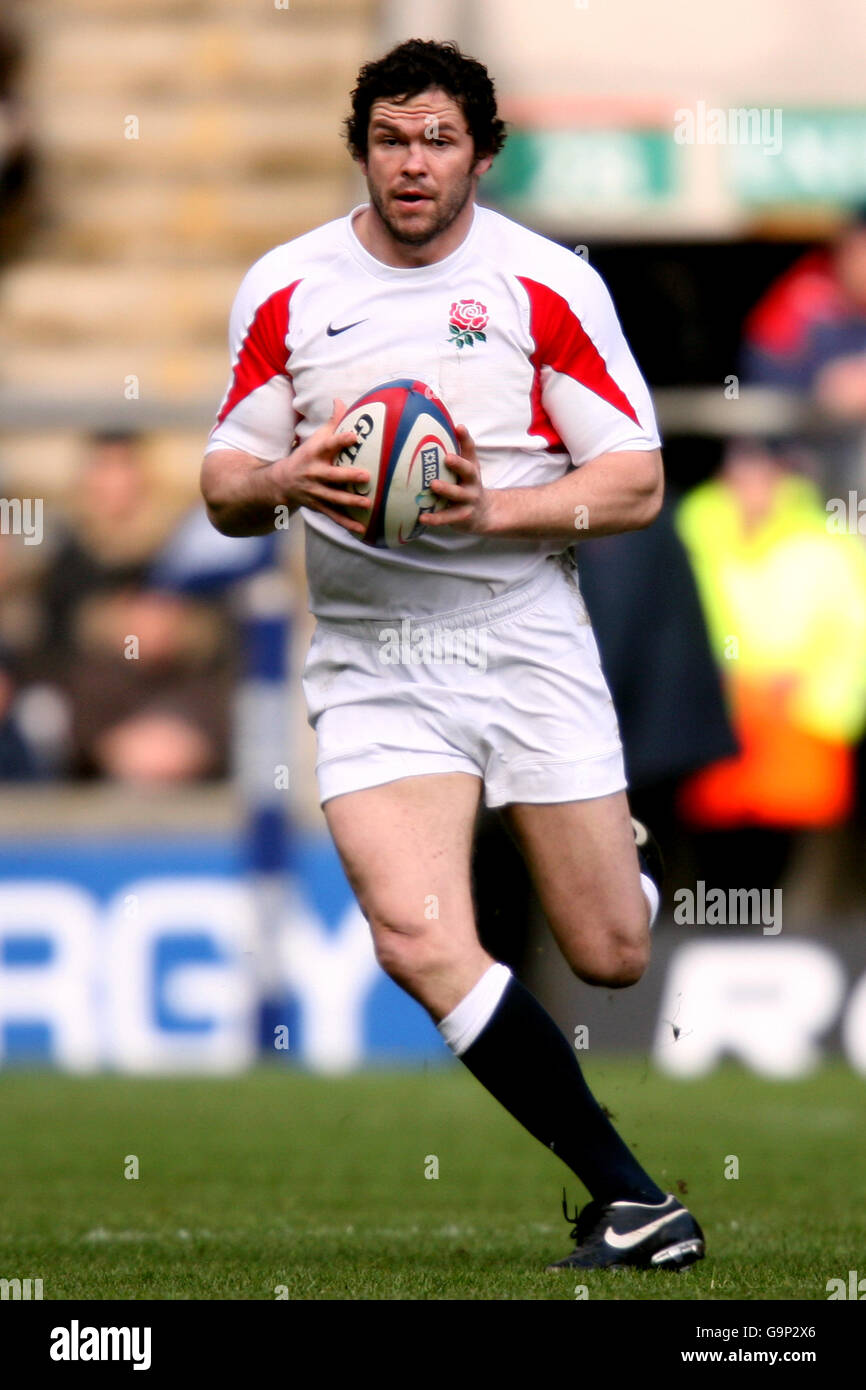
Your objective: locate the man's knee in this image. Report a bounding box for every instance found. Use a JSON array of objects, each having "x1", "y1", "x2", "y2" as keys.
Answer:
[
  {"x1": 369, "y1": 913, "x2": 449, "y2": 991},
  {"x1": 561, "y1": 909, "x2": 651, "y2": 989},
  {"x1": 576, "y1": 942, "x2": 649, "y2": 989}
]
